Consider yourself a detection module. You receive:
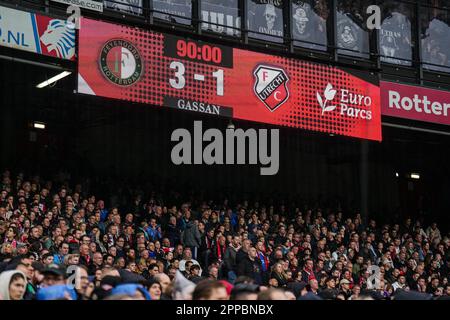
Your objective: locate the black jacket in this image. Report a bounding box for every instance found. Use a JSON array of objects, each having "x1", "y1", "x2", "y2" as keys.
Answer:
[
  {"x1": 271, "y1": 271, "x2": 288, "y2": 287},
  {"x1": 223, "y1": 246, "x2": 239, "y2": 273},
  {"x1": 235, "y1": 248, "x2": 248, "y2": 265},
  {"x1": 199, "y1": 235, "x2": 214, "y2": 254},
  {"x1": 210, "y1": 243, "x2": 226, "y2": 263},
  {"x1": 165, "y1": 223, "x2": 181, "y2": 246},
  {"x1": 237, "y1": 256, "x2": 263, "y2": 285}
]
